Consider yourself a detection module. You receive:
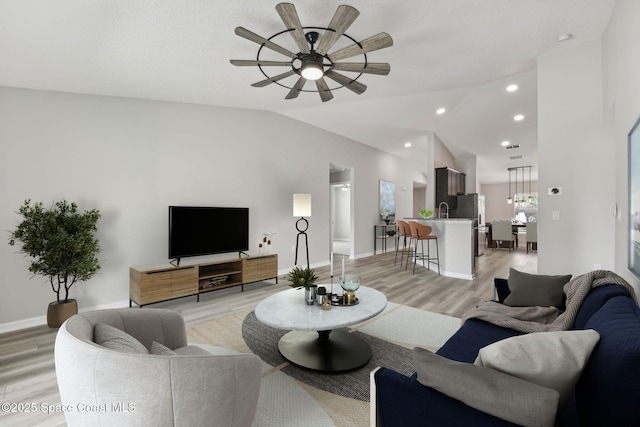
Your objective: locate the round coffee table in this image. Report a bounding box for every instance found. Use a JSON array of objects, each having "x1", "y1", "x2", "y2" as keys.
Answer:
[{"x1": 255, "y1": 285, "x2": 387, "y2": 372}]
